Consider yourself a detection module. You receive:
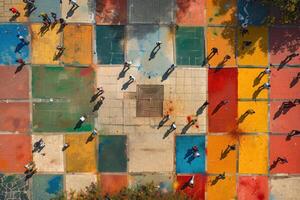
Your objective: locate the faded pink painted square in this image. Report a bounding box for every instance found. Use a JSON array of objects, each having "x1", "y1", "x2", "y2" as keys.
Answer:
[
  {"x1": 176, "y1": 0, "x2": 205, "y2": 26},
  {"x1": 238, "y1": 176, "x2": 268, "y2": 200}
]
